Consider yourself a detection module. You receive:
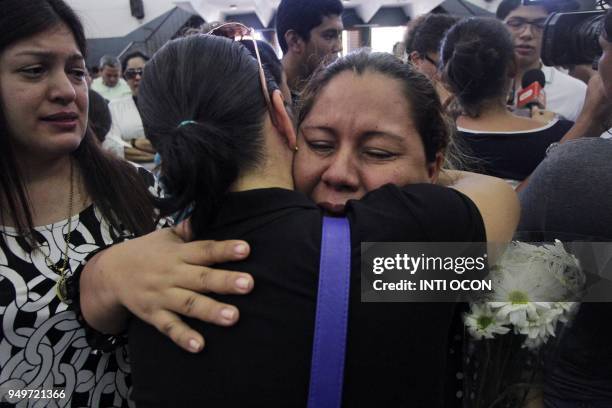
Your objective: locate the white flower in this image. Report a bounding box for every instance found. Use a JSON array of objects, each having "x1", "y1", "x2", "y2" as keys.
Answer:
[
  {"x1": 485, "y1": 241, "x2": 585, "y2": 326},
  {"x1": 488, "y1": 300, "x2": 551, "y2": 328},
  {"x1": 516, "y1": 305, "x2": 560, "y2": 342},
  {"x1": 464, "y1": 303, "x2": 511, "y2": 340},
  {"x1": 471, "y1": 241, "x2": 585, "y2": 350},
  {"x1": 489, "y1": 242, "x2": 581, "y2": 302}
]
